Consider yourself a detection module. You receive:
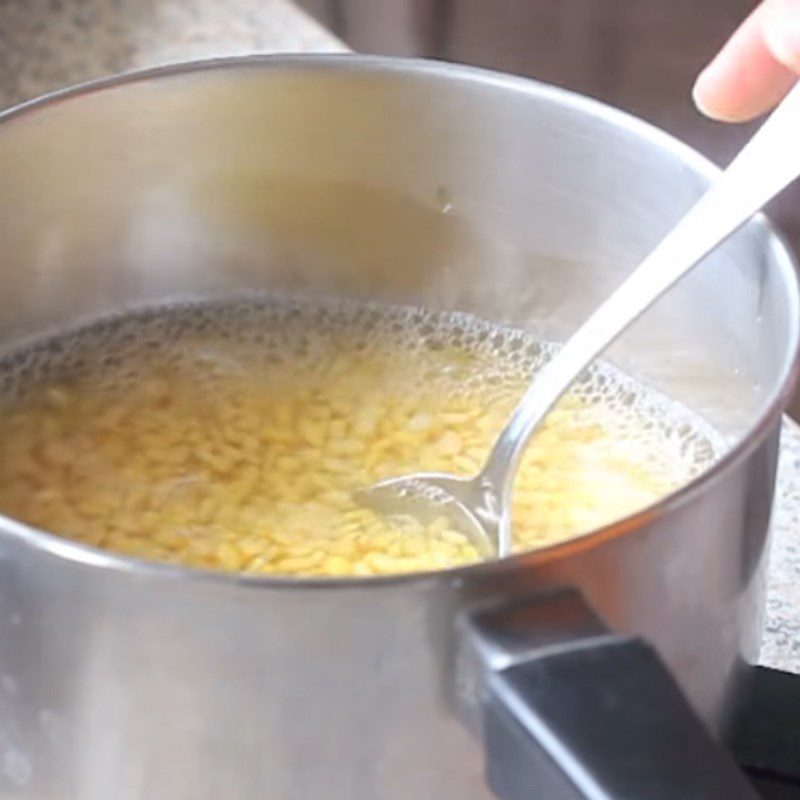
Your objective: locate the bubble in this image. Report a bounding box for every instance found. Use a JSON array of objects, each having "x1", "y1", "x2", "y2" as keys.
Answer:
[{"x1": 0, "y1": 294, "x2": 726, "y2": 494}]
